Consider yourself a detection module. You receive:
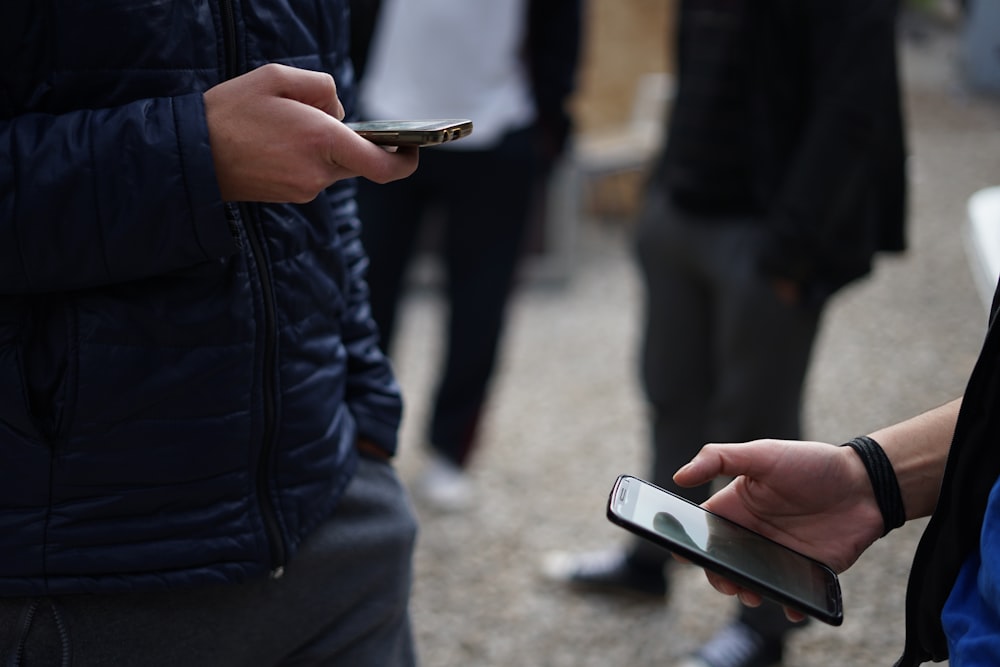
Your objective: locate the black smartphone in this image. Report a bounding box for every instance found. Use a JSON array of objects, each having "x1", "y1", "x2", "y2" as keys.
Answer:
[
  {"x1": 345, "y1": 119, "x2": 473, "y2": 147},
  {"x1": 606, "y1": 475, "x2": 843, "y2": 625}
]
